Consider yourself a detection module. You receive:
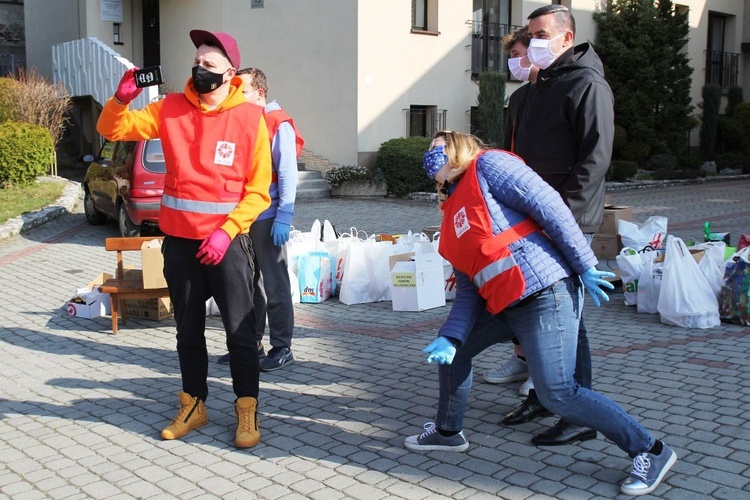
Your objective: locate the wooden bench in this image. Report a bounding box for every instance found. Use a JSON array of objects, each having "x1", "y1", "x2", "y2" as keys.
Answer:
[{"x1": 99, "y1": 236, "x2": 170, "y2": 334}]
